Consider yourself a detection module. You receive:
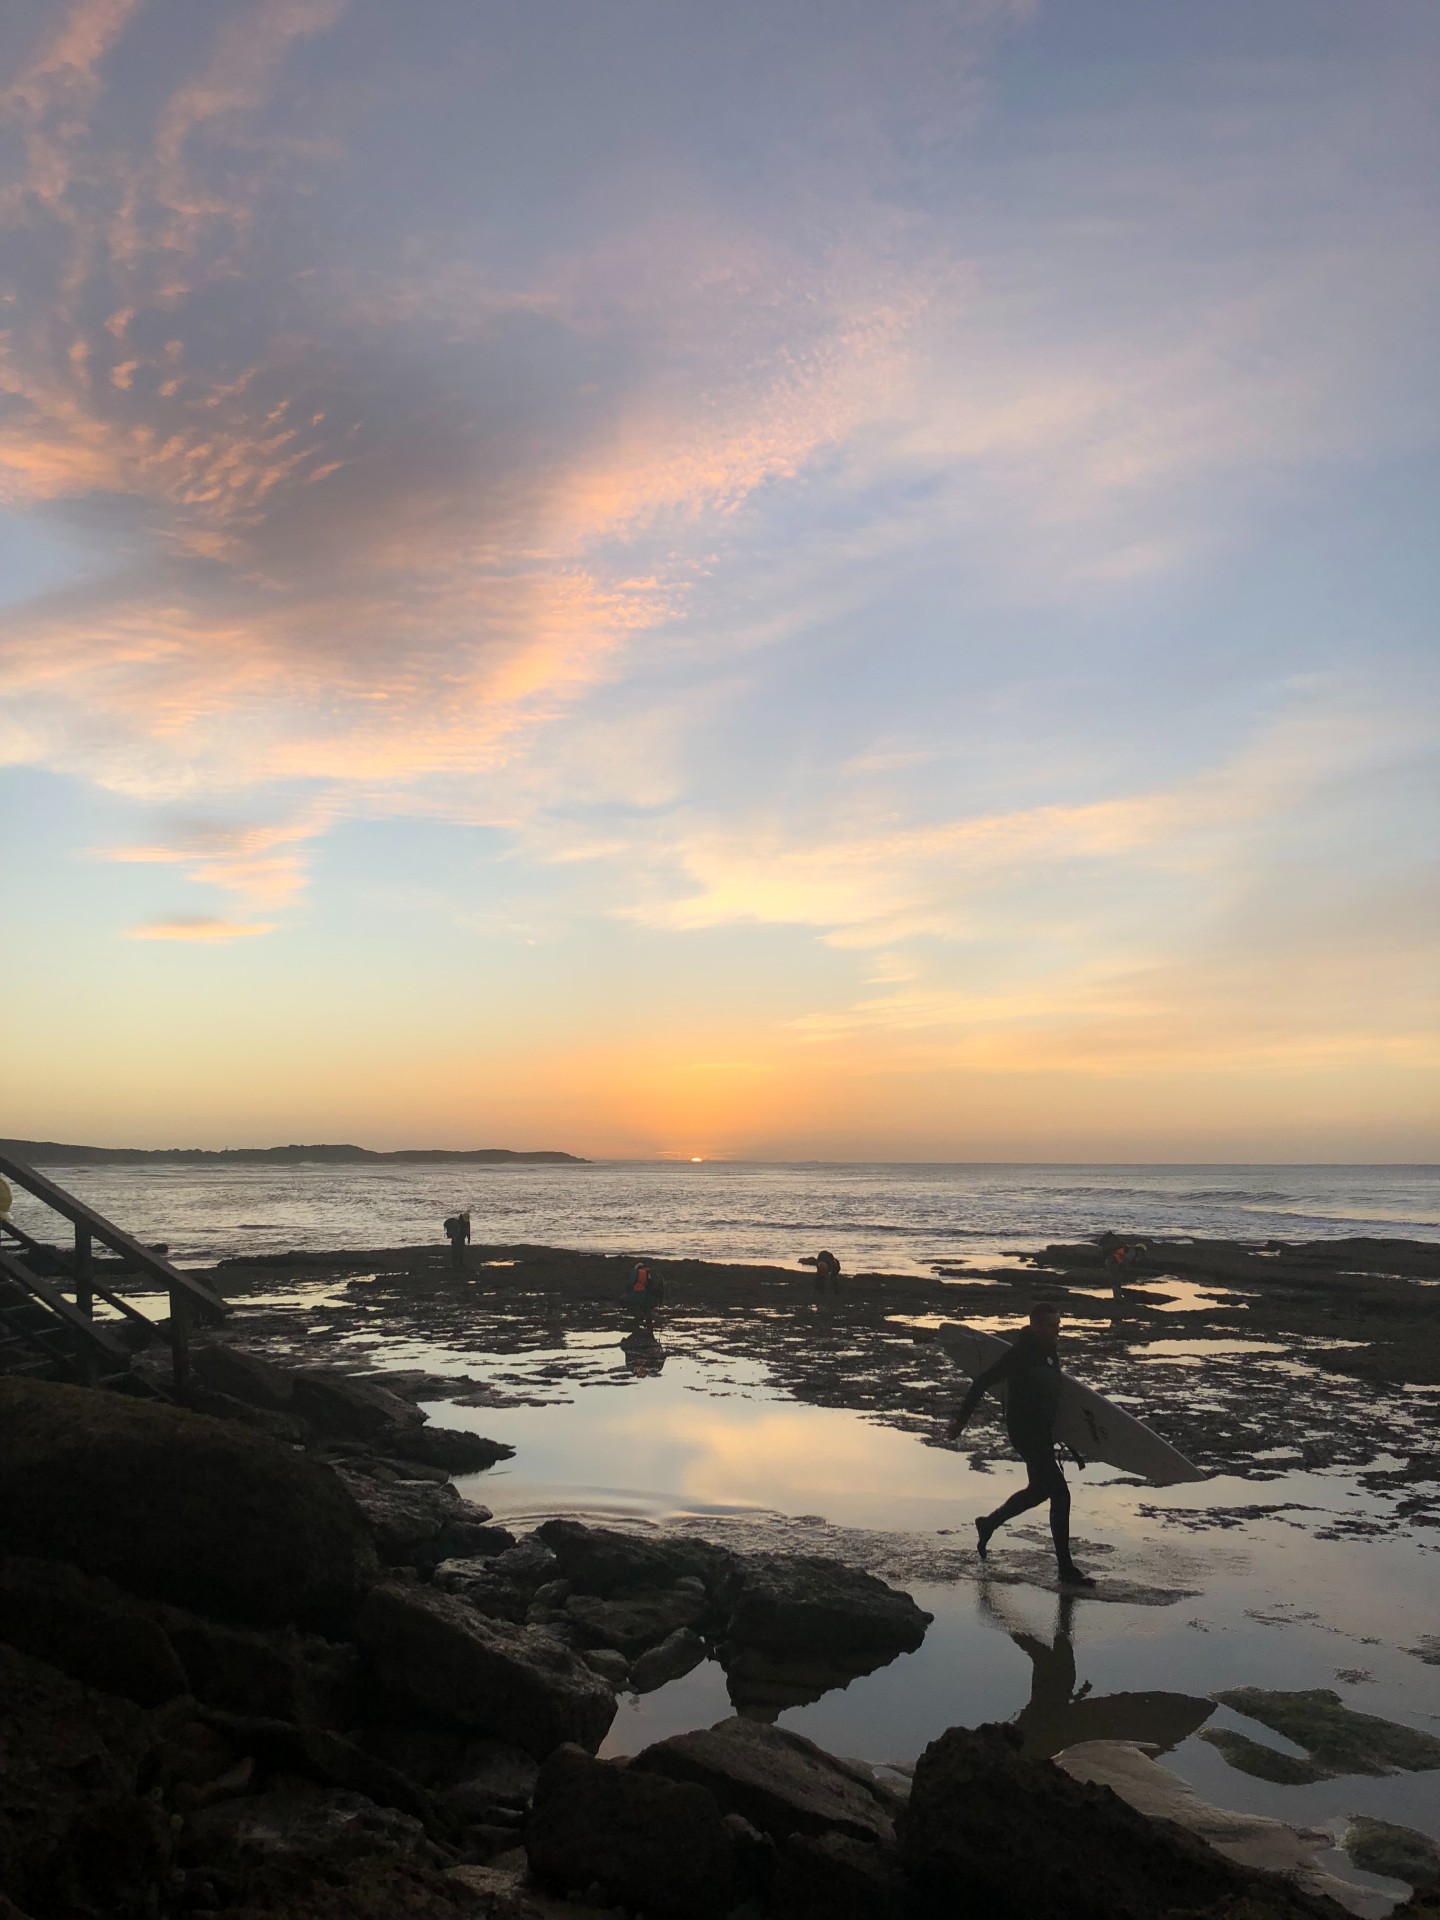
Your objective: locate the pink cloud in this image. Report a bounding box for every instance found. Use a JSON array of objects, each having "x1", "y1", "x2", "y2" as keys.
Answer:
[{"x1": 124, "y1": 915, "x2": 276, "y2": 942}]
